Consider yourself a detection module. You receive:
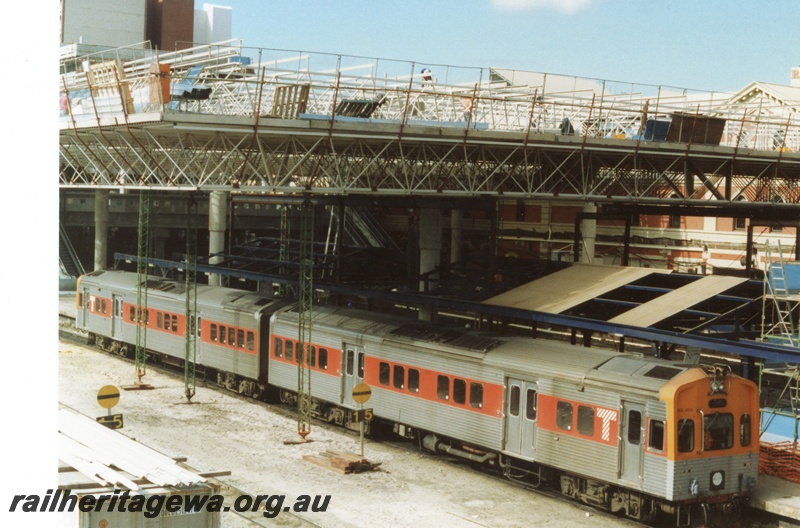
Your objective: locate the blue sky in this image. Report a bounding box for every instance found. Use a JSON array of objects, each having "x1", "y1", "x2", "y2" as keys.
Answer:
[{"x1": 217, "y1": 0, "x2": 798, "y2": 93}]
